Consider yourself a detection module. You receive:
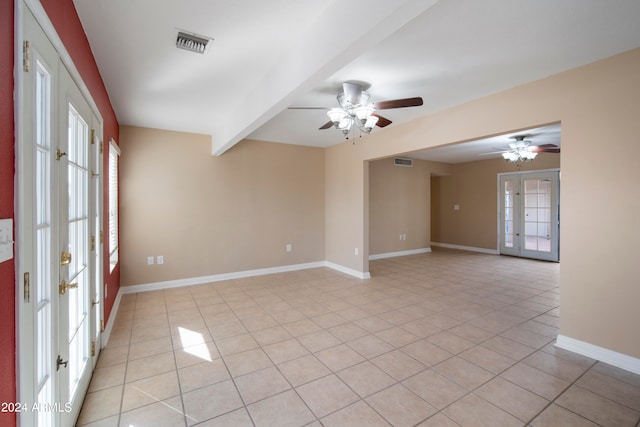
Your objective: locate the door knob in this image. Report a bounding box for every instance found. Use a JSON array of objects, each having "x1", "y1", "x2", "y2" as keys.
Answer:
[{"x1": 59, "y1": 279, "x2": 78, "y2": 295}]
